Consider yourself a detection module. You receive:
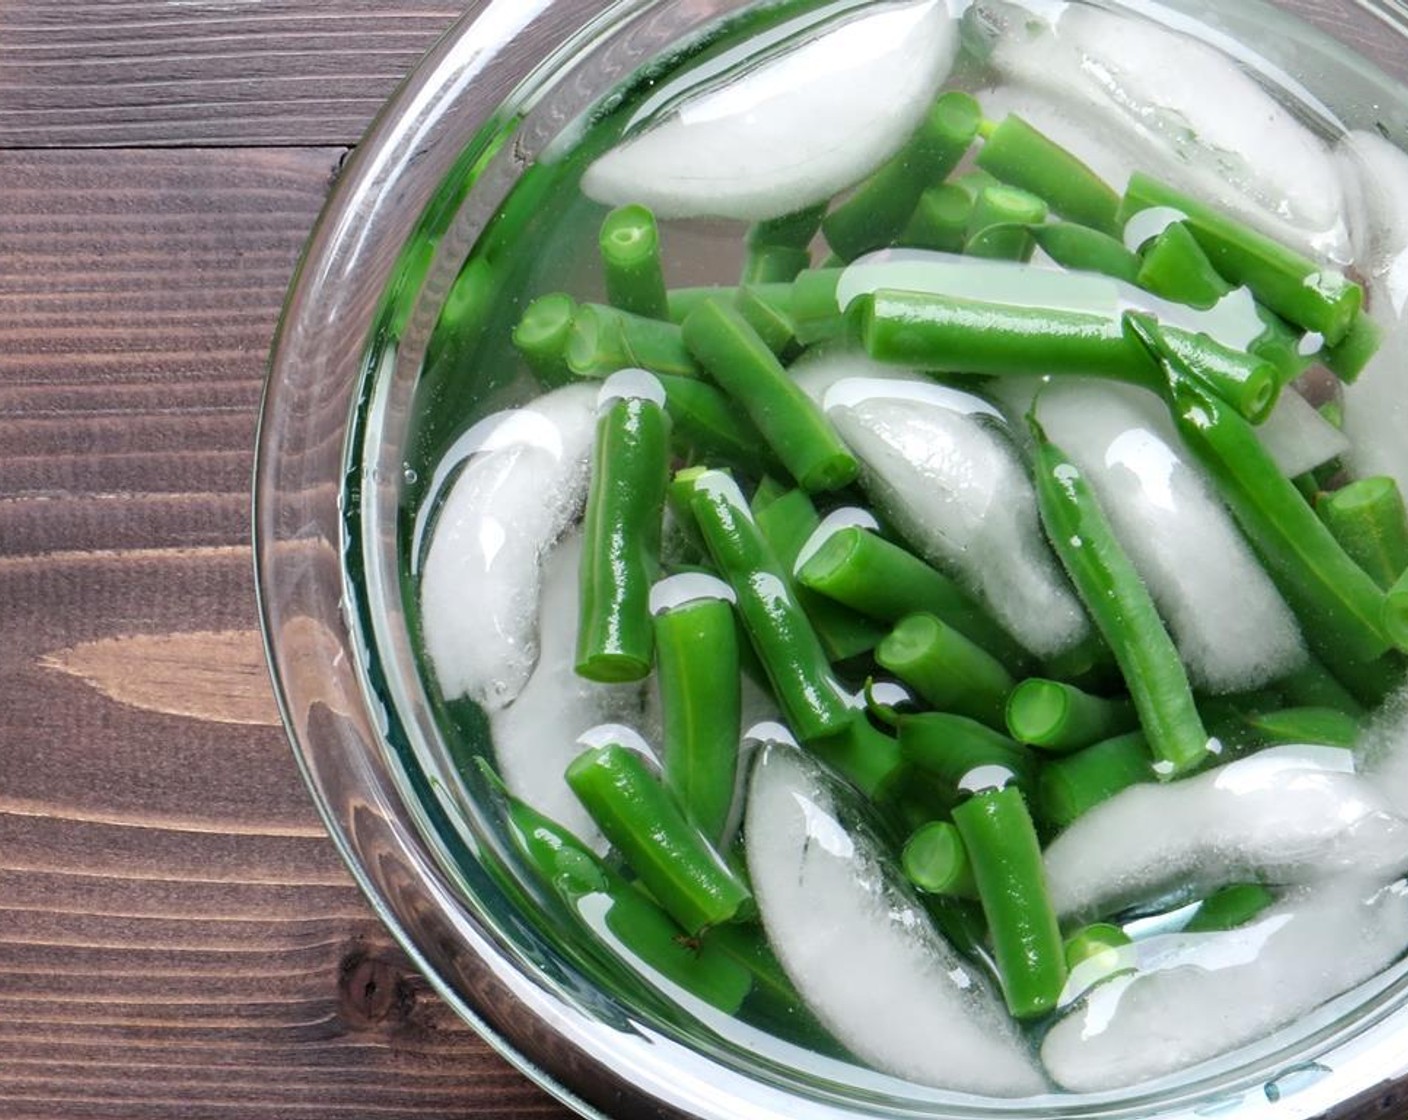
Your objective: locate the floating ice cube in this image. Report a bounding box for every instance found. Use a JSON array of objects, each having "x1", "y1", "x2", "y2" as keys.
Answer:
[
  {"x1": 787, "y1": 346, "x2": 925, "y2": 407},
  {"x1": 745, "y1": 743, "x2": 1046, "y2": 1096},
  {"x1": 1041, "y1": 878, "x2": 1408, "y2": 1092},
  {"x1": 418, "y1": 384, "x2": 597, "y2": 709},
  {"x1": 1356, "y1": 686, "x2": 1408, "y2": 818},
  {"x1": 972, "y1": 1, "x2": 1350, "y2": 261},
  {"x1": 1036, "y1": 380, "x2": 1305, "y2": 692},
  {"x1": 1044, "y1": 745, "x2": 1408, "y2": 923},
  {"x1": 491, "y1": 533, "x2": 651, "y2": 849},
  {"x1": 583, "y1": 0, "x2": 957, "y2": 221},
  {"x1": 830, "y1": 394, "x2": 1090, "y2": 658},
  {"x1": 1254, "y1": 384, "x2": 1350, "y2": 479}
]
